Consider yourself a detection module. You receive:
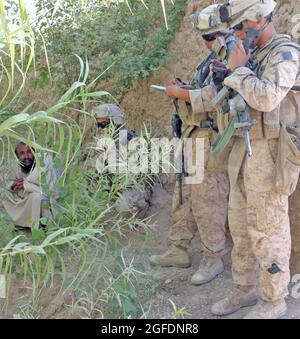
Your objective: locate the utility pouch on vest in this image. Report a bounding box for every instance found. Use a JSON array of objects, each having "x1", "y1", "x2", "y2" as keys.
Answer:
[
  {"x1": 275, "y1": 125, "x2": 300, "y2": 196},
  {"x1": 250, "y1": 109, "x2": 264, "y2": 140},
  {"x1": 263, "y1": 106, "x2": 281, "y2": 139}
]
